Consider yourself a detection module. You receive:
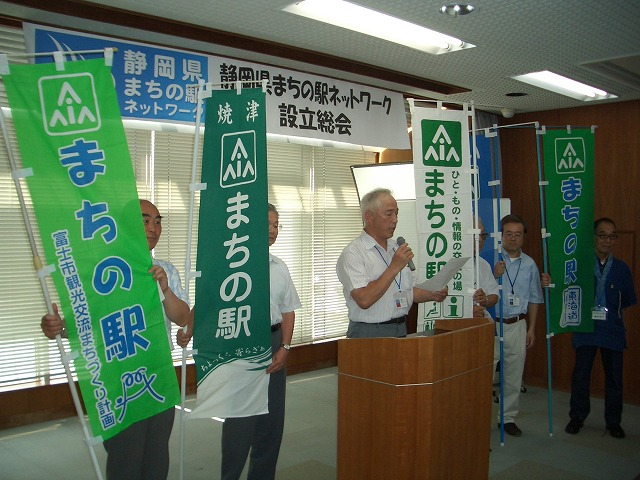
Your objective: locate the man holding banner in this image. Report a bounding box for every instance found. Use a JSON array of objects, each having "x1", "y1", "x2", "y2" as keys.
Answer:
[
  {"x1": 178, "y1": 202, "x2": 300, "y2": 480},
  {"x1": 42, "y1": 199, "x2": 191, "y2": 480},
  {"x1": 336, "y1": 188, "x2": 448, "y2": 338},
  {"x1": 565, "y1": 218, "x2": 637, "y2": 439},
  {"x1": 493, "y1": 214, "x2": 544, "y2": 437}
]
